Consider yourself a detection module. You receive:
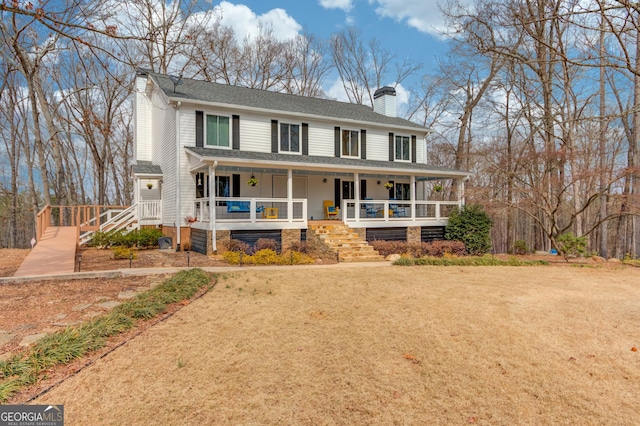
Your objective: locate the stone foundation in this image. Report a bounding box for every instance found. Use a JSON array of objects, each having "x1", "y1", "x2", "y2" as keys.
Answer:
[
  {"x1": 281, "y1": 229, "x2": 300, "y2": 252},
  {"x1": 407, "y1": 226, "x2": 421, "y2": 244},
  {"x1": 215, "y1": 230, "x2": 231, "y2": 254}
]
